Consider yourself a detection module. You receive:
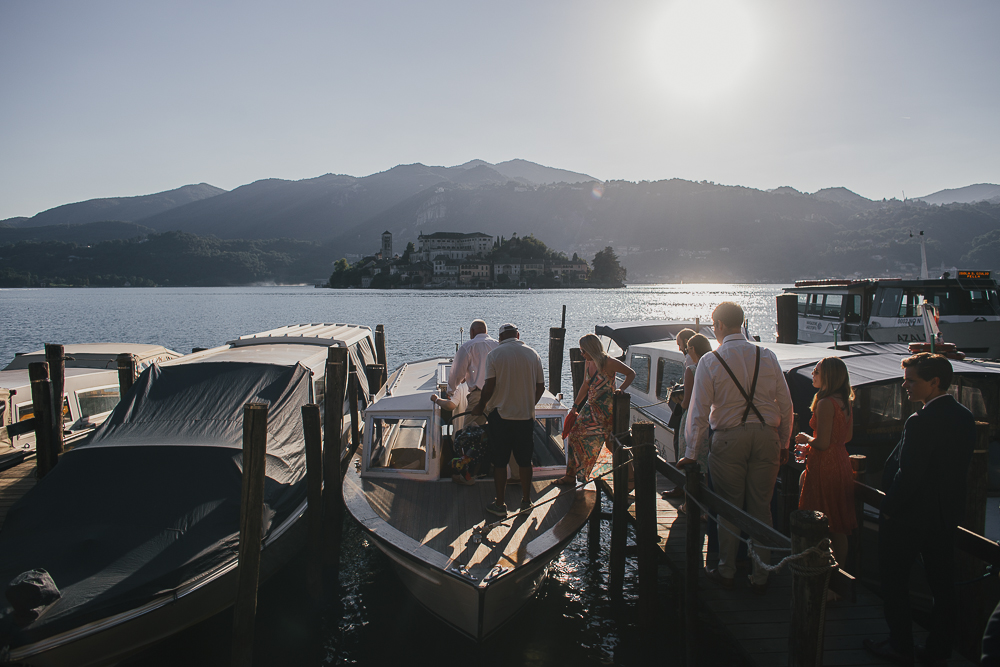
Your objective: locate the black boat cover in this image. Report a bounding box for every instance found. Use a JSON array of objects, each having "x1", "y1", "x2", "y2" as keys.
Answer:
[{"x1": 0, "y1": 361, "x2": 310, "y2": 648}]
